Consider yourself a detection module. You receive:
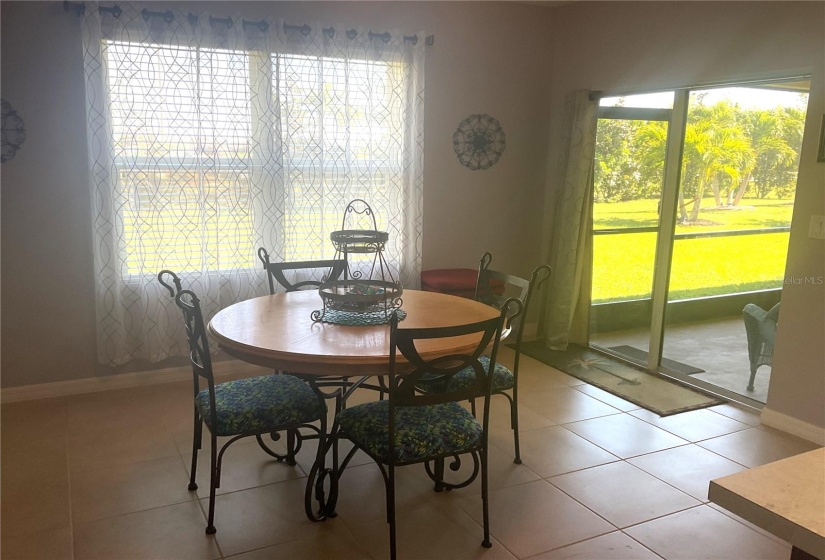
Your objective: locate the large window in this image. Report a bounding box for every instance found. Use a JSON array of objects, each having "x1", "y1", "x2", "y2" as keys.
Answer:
[
  {"x1": 106, "y1": 42, "x2": 406, "y2": 274},
  {"x1": 82, "y1": 6, "x2": 424, "y2": 365}
]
